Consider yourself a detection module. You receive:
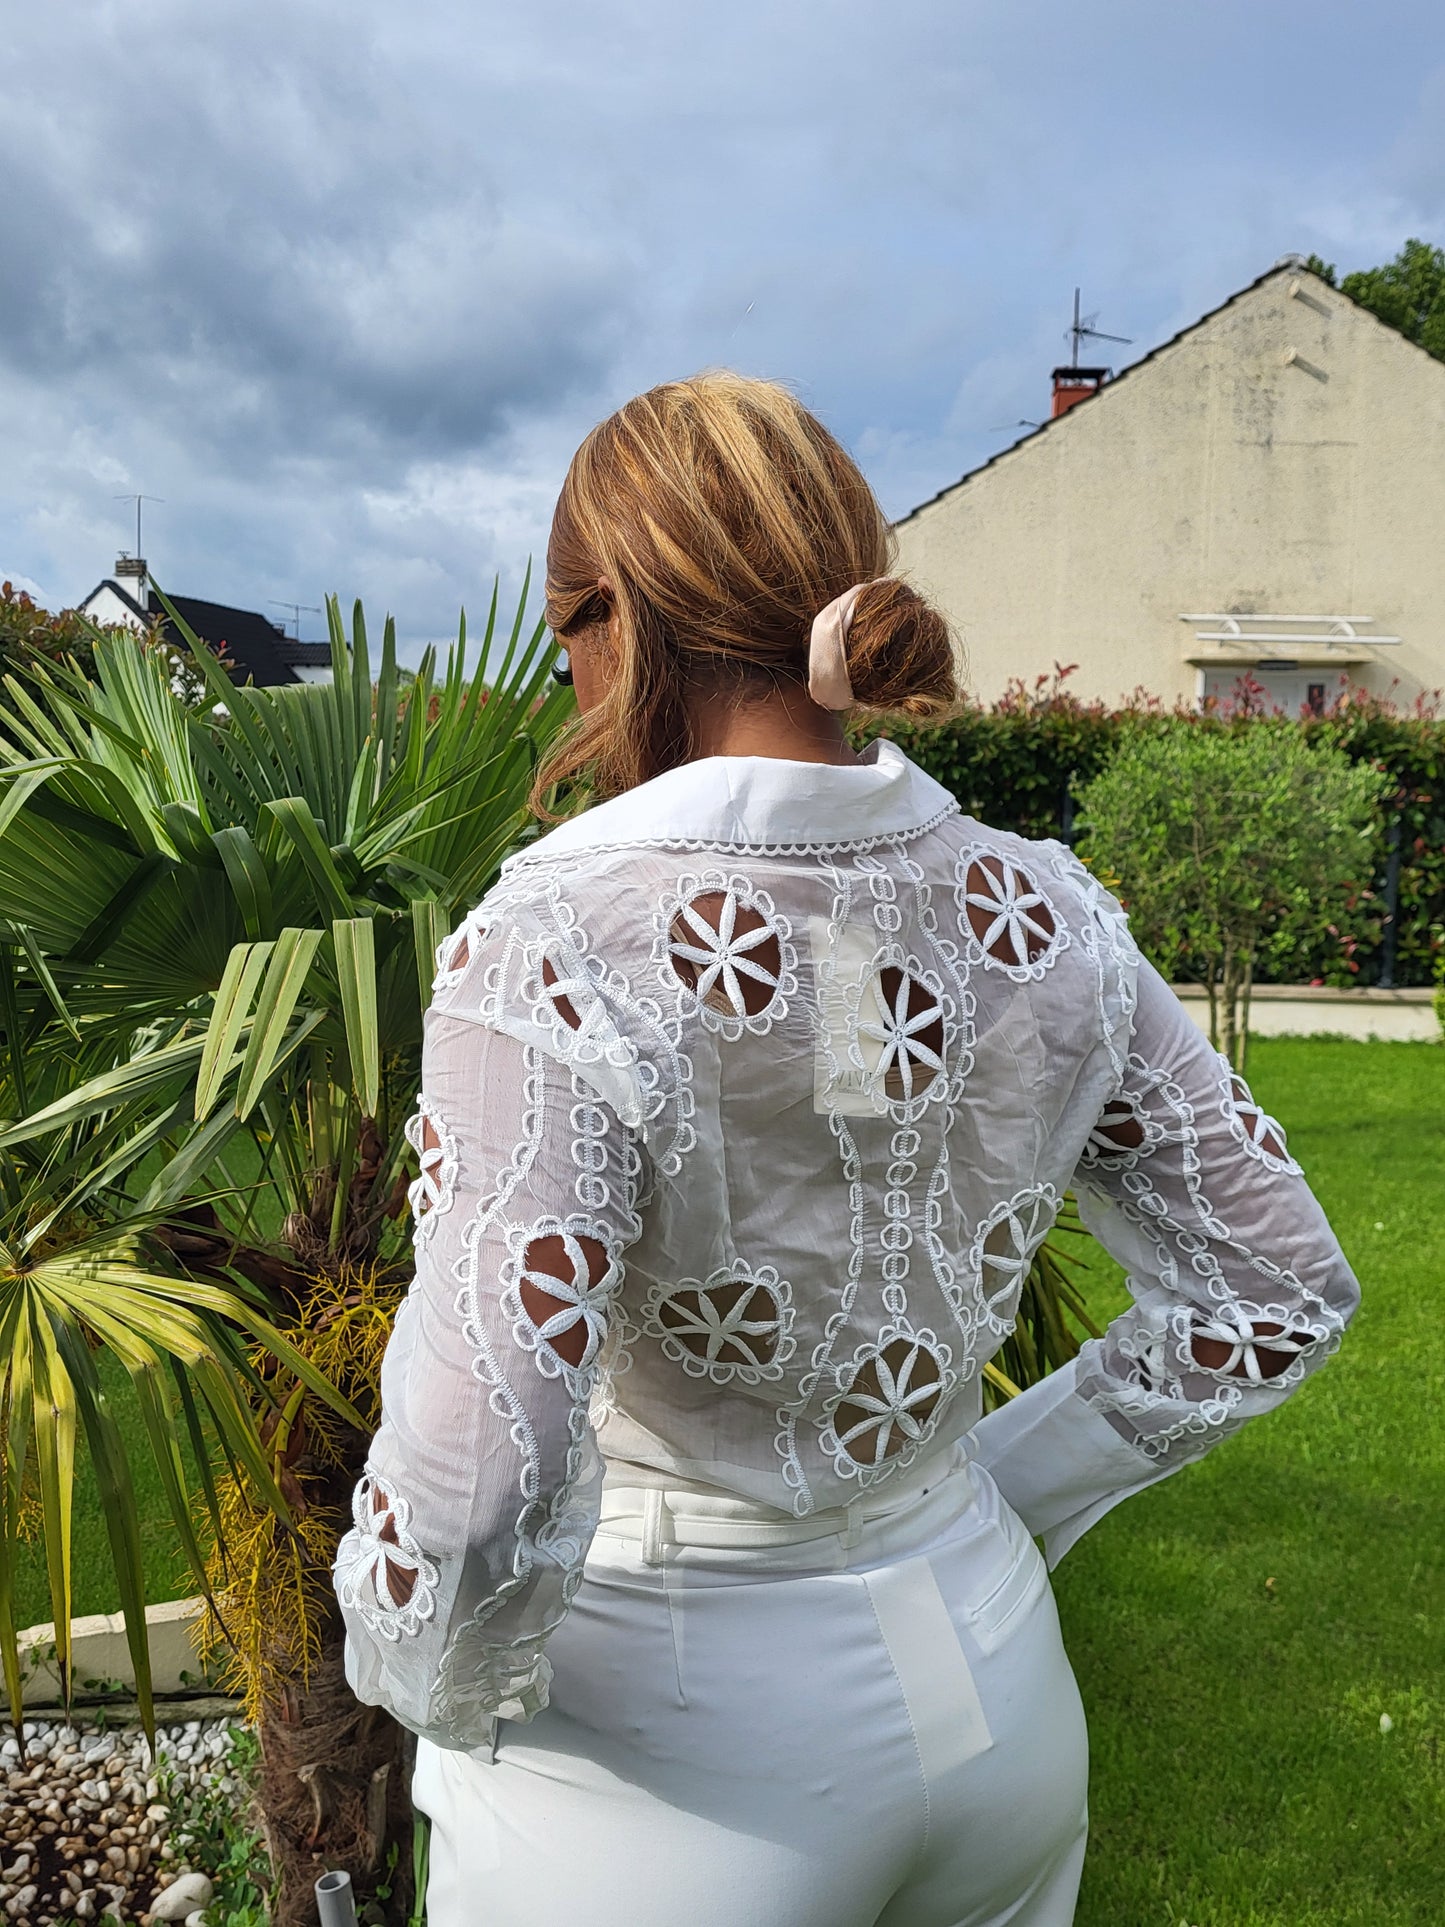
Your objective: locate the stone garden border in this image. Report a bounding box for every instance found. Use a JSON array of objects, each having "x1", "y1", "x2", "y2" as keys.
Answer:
[{"x1": 18, "y1": 1603, "x2": 221, "y2": 1711}]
